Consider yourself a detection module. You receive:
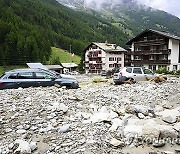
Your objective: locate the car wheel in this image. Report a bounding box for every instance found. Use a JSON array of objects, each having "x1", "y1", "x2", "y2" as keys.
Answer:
[
  {"x1": 126, "y1": 78, "x2": 135, "y2": 83},
  {"x1": 71, "y1": 82, "x2": 78, "y2": 89},
  {"x1": 114, "y1": 82, "x2": 118, "y2": 85},
  {"x1": 66, "y1": 82, "x2": 78, "y2": 89}
]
